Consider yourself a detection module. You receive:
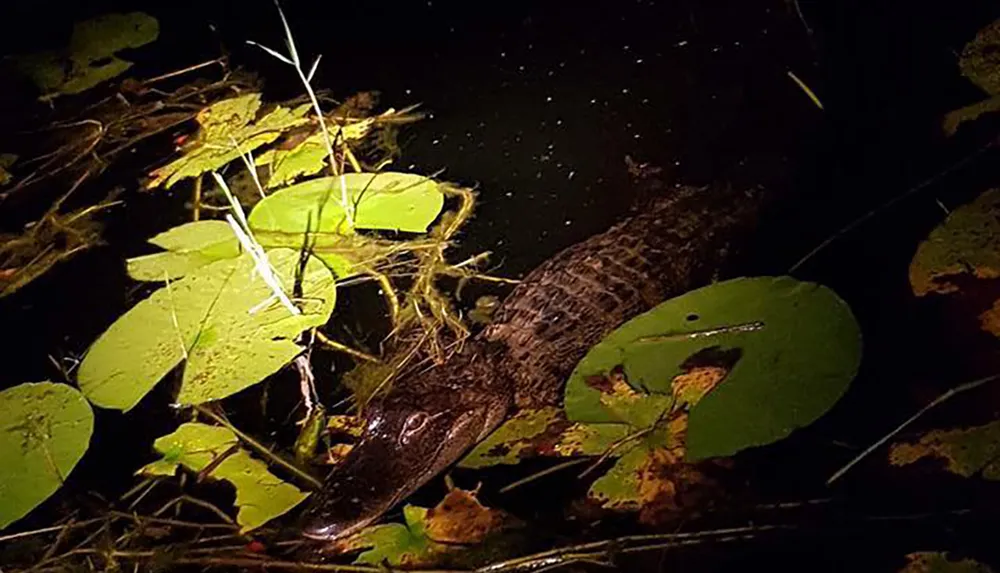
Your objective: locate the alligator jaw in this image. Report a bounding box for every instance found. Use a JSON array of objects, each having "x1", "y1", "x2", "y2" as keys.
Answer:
[{"x1": 301, "y1": 392, "x2": 507, "y2": 542}]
